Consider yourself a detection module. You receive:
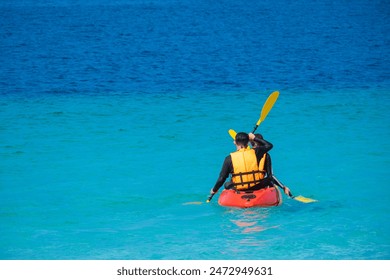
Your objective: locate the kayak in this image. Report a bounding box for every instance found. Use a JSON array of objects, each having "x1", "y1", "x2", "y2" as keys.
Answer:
[{"x1": 218, "y1": 185, "x2": 282, "y2": 208}]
